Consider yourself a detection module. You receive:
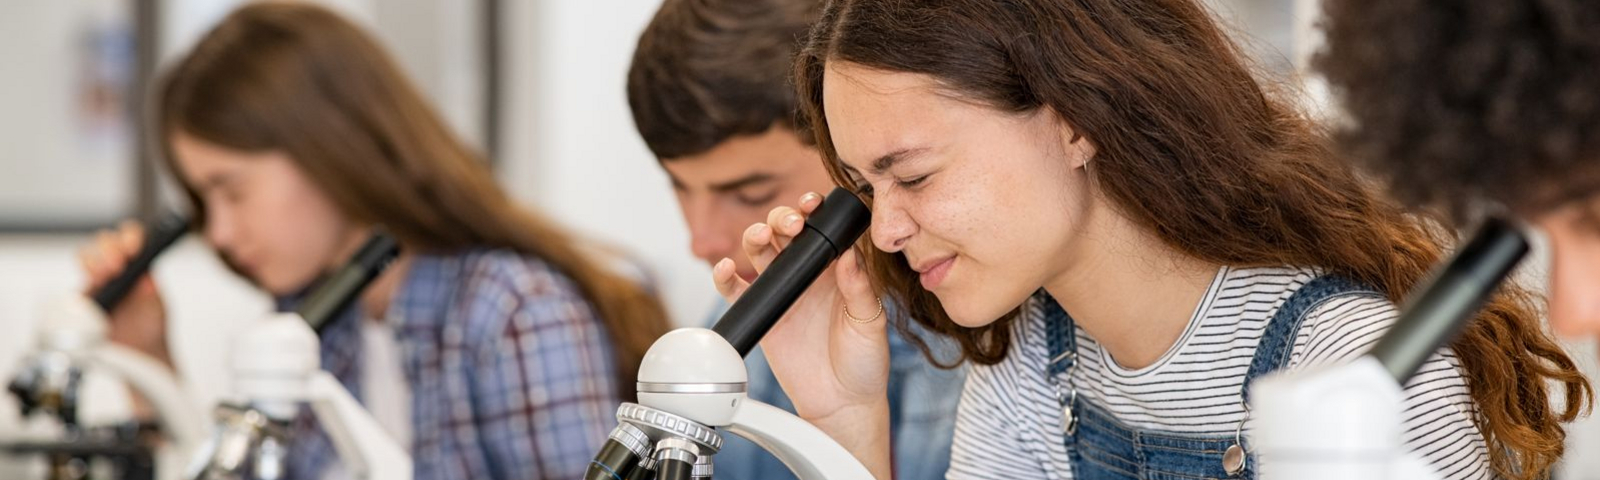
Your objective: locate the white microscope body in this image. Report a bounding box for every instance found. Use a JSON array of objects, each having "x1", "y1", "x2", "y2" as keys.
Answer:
[
  {"x1": 187, "y1": 231, "x2": 405, "y2": 480},
  {"x1": 186, "y1": 312, "x2": 409, "y2": 480},
  {"x1": 589, "y1": 188, "x2": 876, "y2": 480},
  {"x1": 623, "y1": 328, "x2": 873, "y2": 480},
  {"x1": 1250, "y1": 356, "x2": 1441, "y2": 480}
]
